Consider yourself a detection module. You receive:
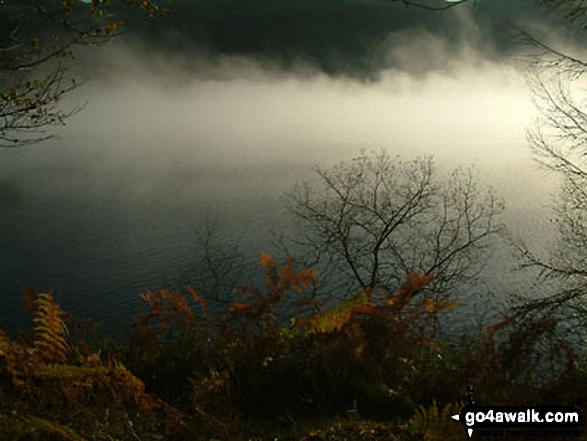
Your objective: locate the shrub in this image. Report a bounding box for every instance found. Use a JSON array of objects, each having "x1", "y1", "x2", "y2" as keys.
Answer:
[
  {"x1": 408, "y1": 400, "x2": 464, "y2": 441},
  {"x1": 130, "y1": 253, "x2": 460, "y2": 421},
  {"x1": 0, "y1": 289, "x2": 185, "y2": 440}
]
